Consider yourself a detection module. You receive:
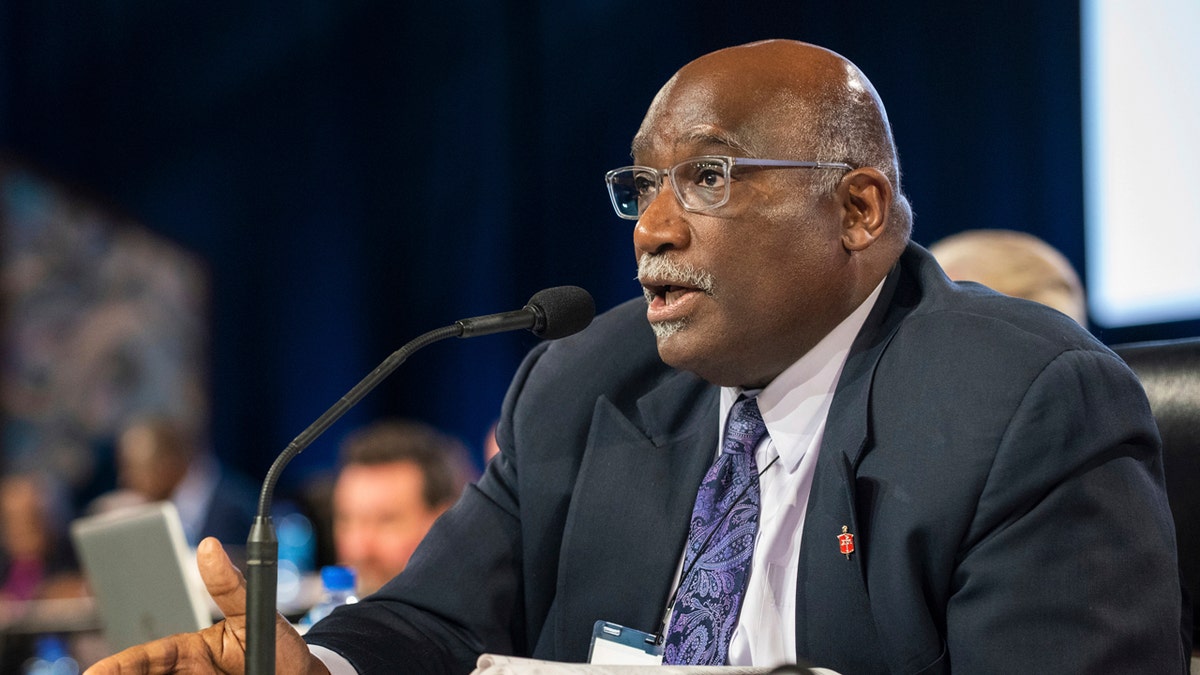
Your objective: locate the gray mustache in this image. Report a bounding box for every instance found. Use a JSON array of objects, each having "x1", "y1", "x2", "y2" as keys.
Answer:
[{"x1": 636, "y1": 254, "x2": 716, "y2": 298}]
